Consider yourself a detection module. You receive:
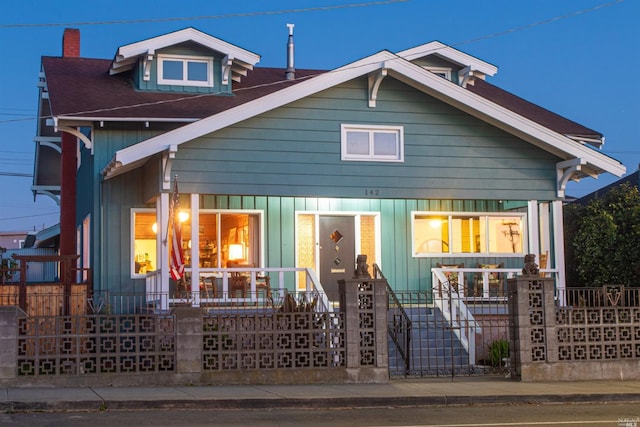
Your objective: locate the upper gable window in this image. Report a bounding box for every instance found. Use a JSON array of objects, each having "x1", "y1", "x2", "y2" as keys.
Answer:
[
  {"x1": 425, "y1": 67, "x2": 451, "y2": 80},
  {"x1": 157, "y1": 54, "x2": 213, "y2": 87},
  {"x1": 341, "y1": 124, "x2": 404, "y2": 162}
]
